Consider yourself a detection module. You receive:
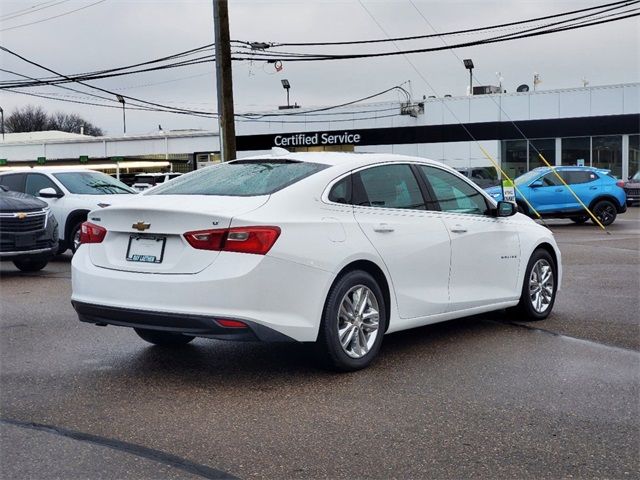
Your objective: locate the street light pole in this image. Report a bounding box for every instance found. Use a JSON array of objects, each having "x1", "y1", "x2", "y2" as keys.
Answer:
[
  {"x1": 463, "y1": 59, "x2": 474, "y2": 95},
  {"x1": 116, "y1": 95, "x2": 126, "y2": 135},
  {"x1": 0, "y1": 107, "x2": 4, "y2": 142}
]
